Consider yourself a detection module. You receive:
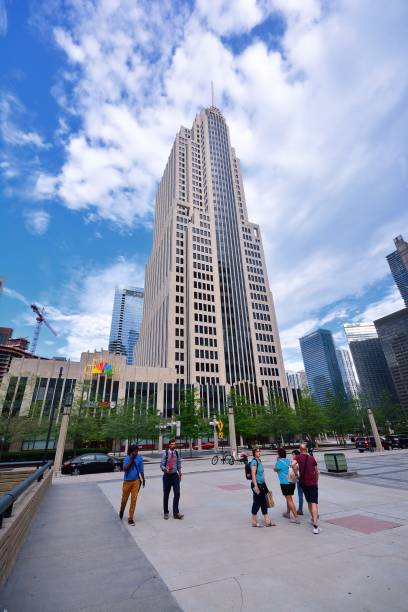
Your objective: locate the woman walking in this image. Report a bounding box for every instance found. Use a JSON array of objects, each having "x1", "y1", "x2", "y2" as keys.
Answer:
[
  {"x1": 250, "y1": 447, "x2": 275, "y2": 528},
  {"x1": 274, "y1": 448, "x2": 300, "y2": 523},
  {"x1": 292, "y1": 449, "x2": 304, "y2": 515}
]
